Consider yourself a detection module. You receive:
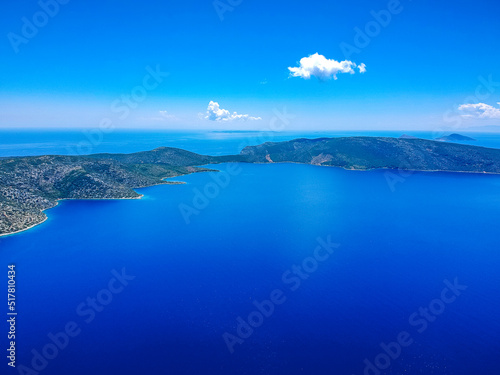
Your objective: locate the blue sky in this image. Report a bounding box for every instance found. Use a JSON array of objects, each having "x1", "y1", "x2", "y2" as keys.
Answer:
[{"x1": 1, "y1": 0, "x2": 500, "y2": 130}]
